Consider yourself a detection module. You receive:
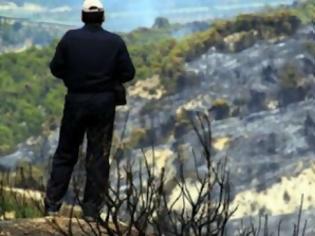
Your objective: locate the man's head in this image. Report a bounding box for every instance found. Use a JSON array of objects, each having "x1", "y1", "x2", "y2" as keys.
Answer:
[{"x1": 82, "y1": 0, "x2": 105, "y2": 24}]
